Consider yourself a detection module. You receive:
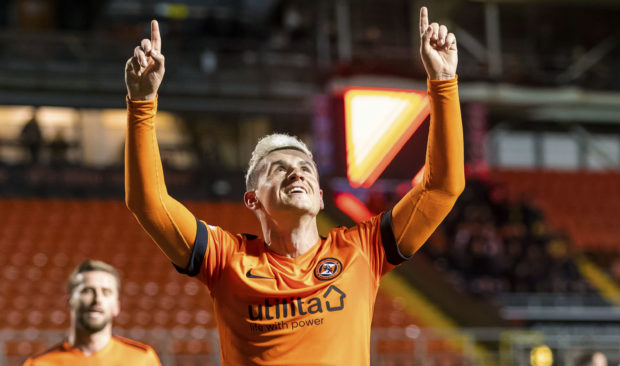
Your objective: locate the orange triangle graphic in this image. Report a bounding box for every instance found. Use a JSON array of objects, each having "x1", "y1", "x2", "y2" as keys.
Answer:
[{"x1": 344, "y1": 87, "x2": 430, "y2": 188}]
